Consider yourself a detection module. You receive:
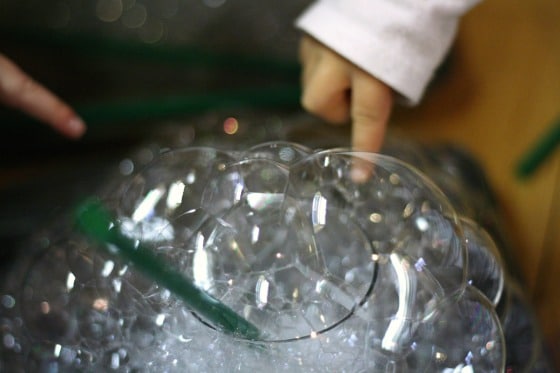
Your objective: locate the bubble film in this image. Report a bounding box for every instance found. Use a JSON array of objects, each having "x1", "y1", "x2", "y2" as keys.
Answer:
[{"x1": 1, "y1": 142, "x2": 510, "y2": 371}]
